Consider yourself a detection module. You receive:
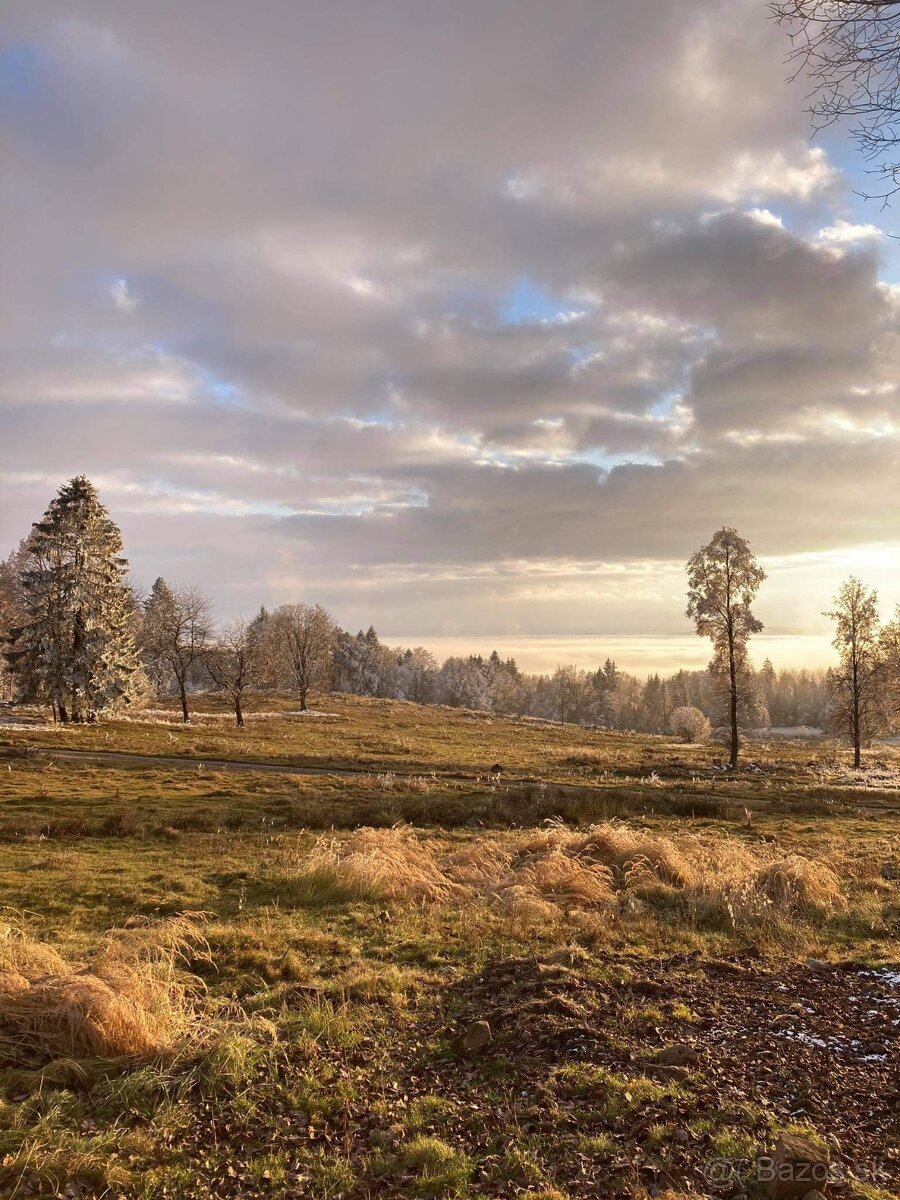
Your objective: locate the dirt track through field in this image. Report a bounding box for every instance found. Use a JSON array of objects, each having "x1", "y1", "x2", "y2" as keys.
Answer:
[
  {"x1": 10, "y1": 744, "x2": 527, "y2": 789},
  {"x1": 8, "y1": 744, "x2": 900, "y2": 814},
  {"x1": 12, "y1": 744, "x2": 458, "y2": 780}
]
